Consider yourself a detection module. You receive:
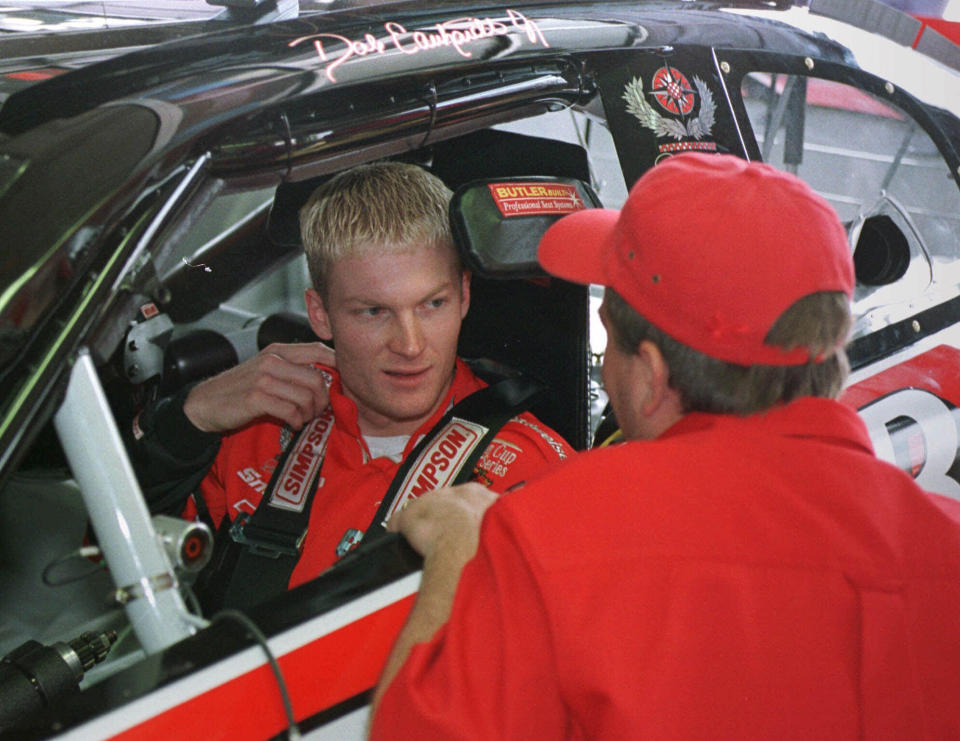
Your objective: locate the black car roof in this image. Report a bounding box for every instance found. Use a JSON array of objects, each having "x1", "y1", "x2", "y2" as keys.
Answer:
[{"x1": 0, "y1": 0, "x2": 802, "y2": 137}]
